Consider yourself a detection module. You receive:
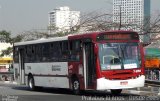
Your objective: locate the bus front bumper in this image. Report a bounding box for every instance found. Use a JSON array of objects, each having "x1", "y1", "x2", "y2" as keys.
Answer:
[{"x1": 97, "y1": 75, "x2": 145, "y2": 90}]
